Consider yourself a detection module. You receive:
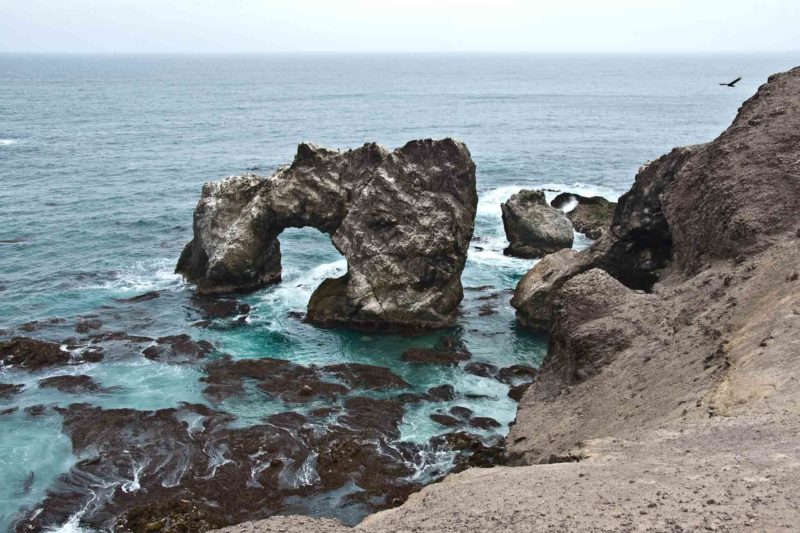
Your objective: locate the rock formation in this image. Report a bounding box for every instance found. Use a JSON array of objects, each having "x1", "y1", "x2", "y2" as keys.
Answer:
[
  {"x1": 214, "y1": 66, "x2": 800, "y2": 533},
  {"x1": 500, "y1": 190, "x2": 573, "y2": 258},
  {"x1": 551, "y1": 192, "x2": 616, "y2": 239},
  {"x1": 177, "y1": 139, "x2": 477, "y2": 330}
]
